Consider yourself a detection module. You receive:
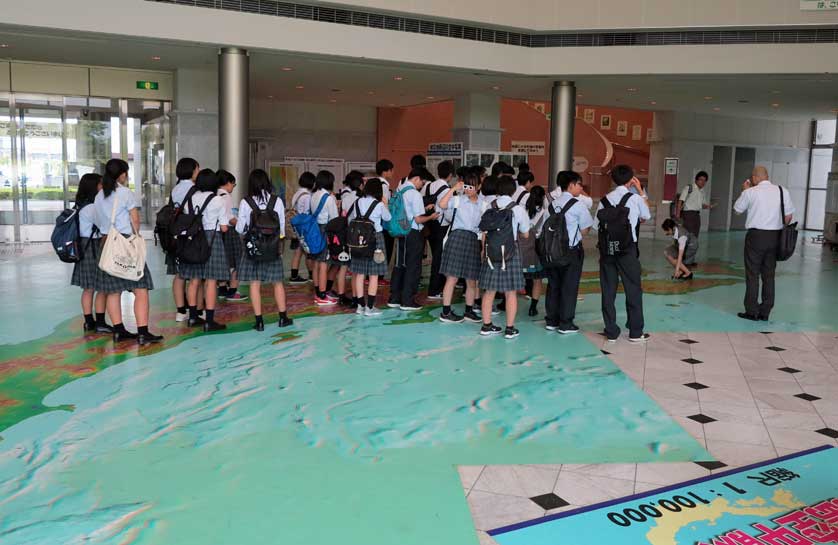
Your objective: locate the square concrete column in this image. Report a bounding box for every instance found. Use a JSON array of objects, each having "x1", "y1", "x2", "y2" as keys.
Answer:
[{"x1": 451, "y1": 93, "x2": 503, "y2": 151}]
